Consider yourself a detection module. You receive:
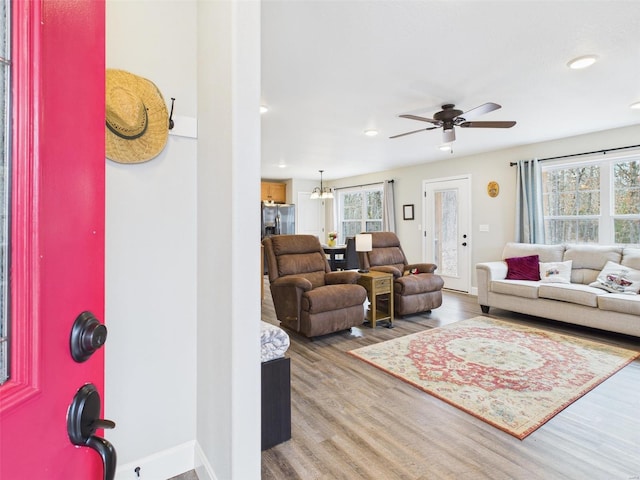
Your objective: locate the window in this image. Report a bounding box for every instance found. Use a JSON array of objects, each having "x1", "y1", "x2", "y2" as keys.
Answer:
[
  {"x1": 542, "y1": 155, "x2": 640, "y2": 245},
  {"x1": 0, "y1": 0, "x2": 10, "y2": 385},
  {"x1": 337, "y1": 185, "x2": 383, "y2": 239}
]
